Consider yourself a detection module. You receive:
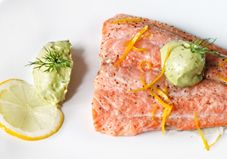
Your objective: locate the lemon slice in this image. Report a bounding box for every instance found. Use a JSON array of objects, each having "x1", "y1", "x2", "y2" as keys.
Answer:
[{"x1": 0, "y1": 79, "x2": 64, "y2": 141}]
